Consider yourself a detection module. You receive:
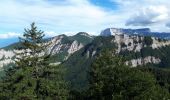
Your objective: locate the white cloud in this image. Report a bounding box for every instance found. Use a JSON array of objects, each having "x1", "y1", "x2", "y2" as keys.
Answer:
[
  {"x1": 0, "y1": 0, "x2": 120, "y2": 35},
  {"x1": 1, "y1": 0, "x2": 170, "y2": 36},
  {"x1": 110, "y1": 0, "x2": 170, "y2": 32},
  {"x1": 45, "y1": 31, "x2": 97, "y2": 37},
  {"x1": 0, "y1": 32, "x2": 21, "y2": 39},
  {"x1": 126, "y1": 5, "x2": 169, "y2": 26},
  {"x1": 45, "y1": 31, "x2": 76, "y2": 37}
]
